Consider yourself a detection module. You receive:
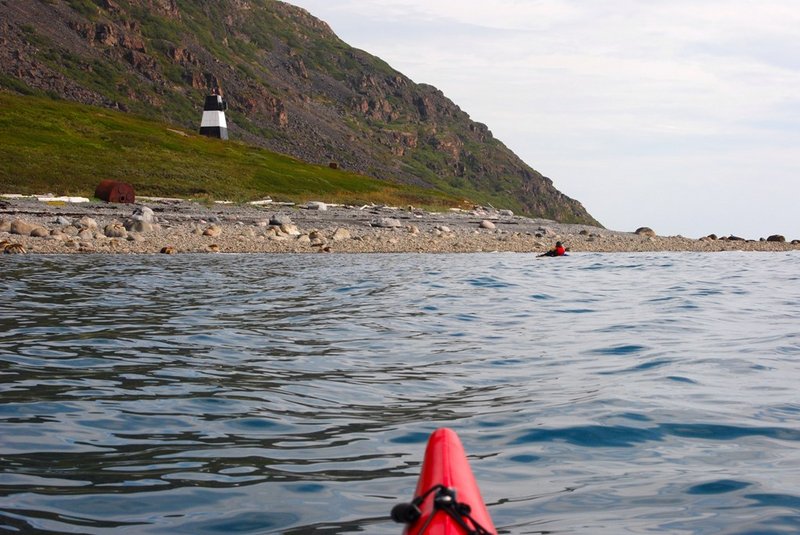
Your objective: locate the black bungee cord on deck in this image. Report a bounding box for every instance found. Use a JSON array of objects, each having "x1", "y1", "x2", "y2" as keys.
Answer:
[{"x1": 391, "y1": 484, "x2": 494, "y2": 535}]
